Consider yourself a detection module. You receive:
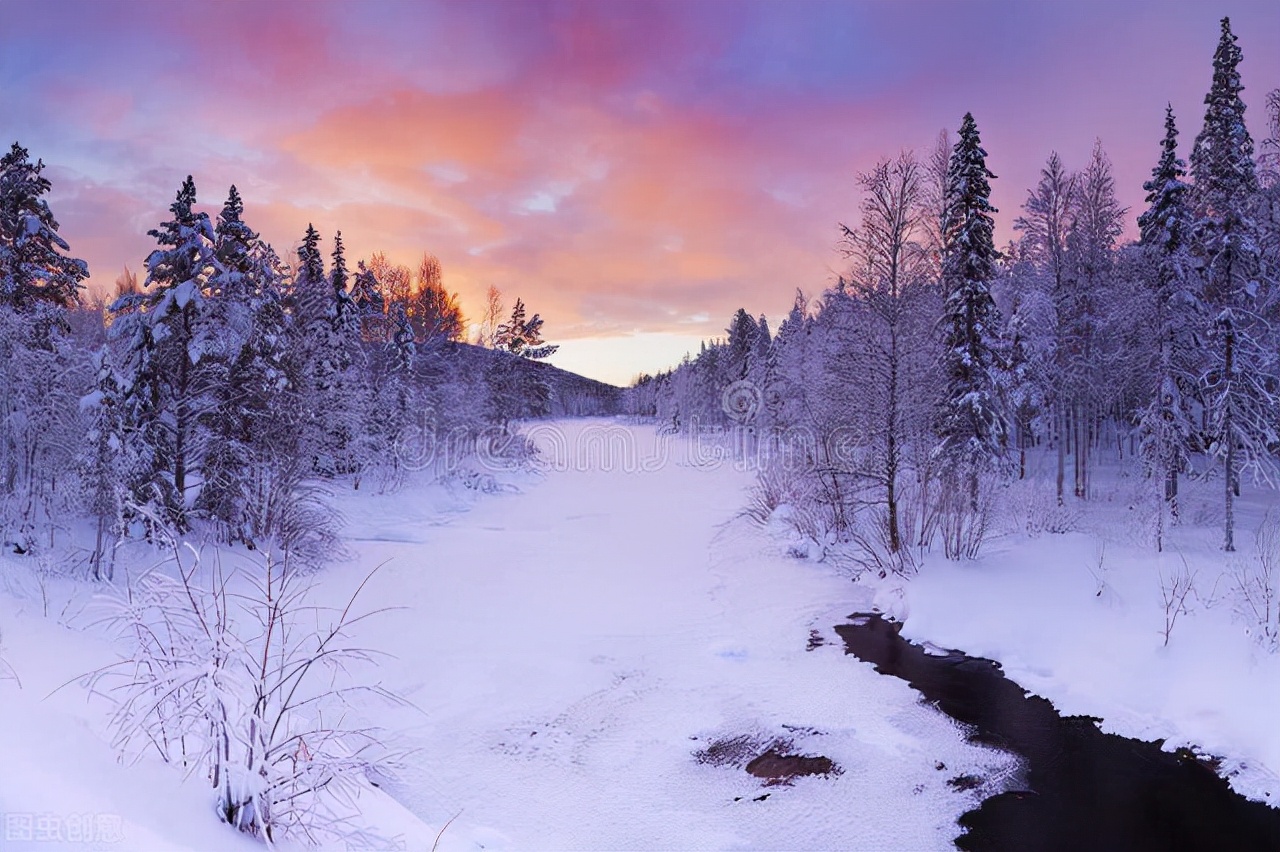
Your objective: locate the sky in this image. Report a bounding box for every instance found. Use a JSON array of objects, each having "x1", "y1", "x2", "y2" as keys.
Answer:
[{"x1": 4, "y1": 0, "x2": 1279, "y2": 385}]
